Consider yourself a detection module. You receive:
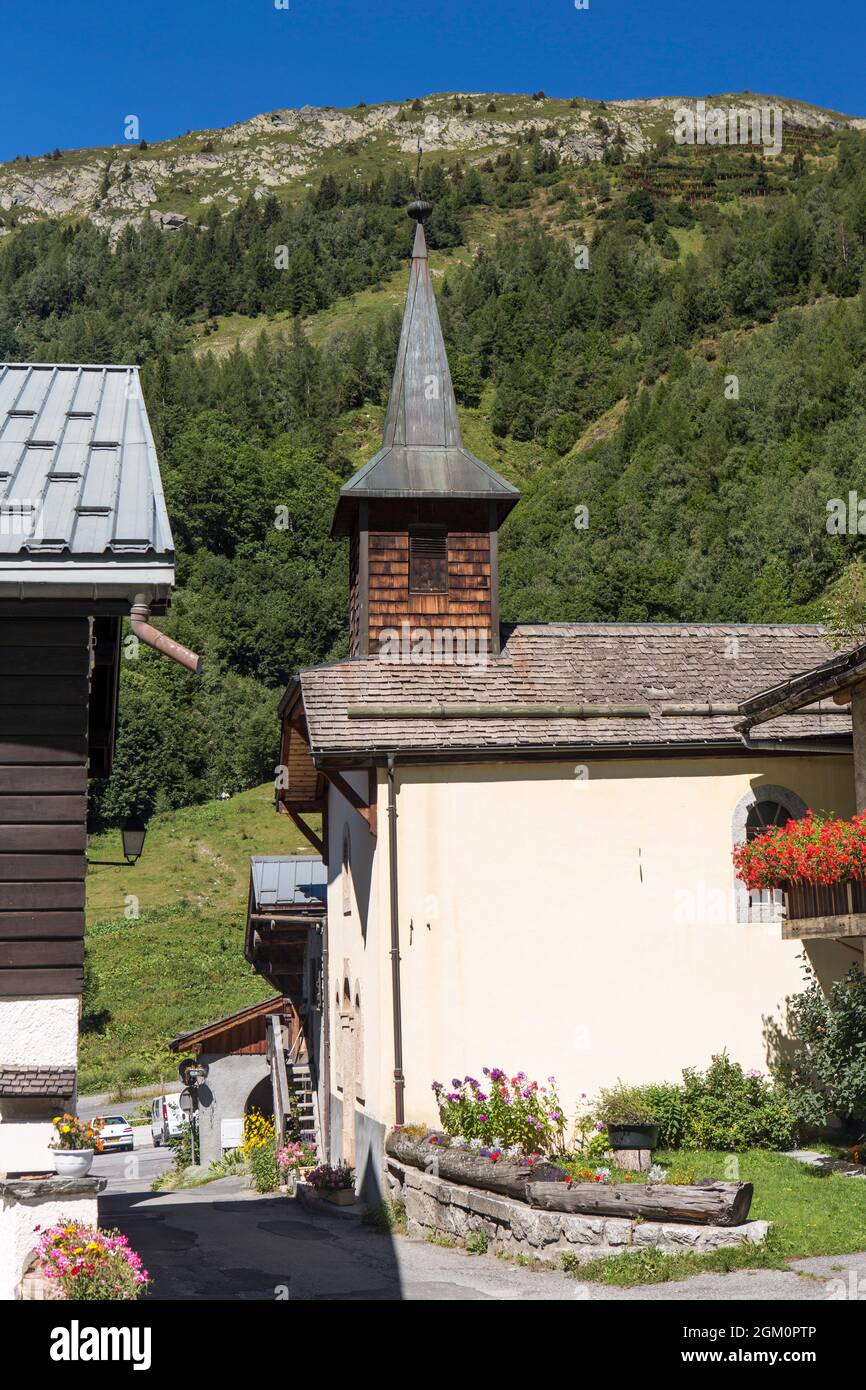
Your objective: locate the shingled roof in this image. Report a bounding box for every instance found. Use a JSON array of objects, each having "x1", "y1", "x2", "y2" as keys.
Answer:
[
  {"x1": 330, "y1": 213, "x2": 518, "y2": 538},
  {"x1": 293, "y1": 624, "x2": 852, "y2": 759},
  {"x1": 0, "y1": 1065, "x2": 76, "y2": 1097}
]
